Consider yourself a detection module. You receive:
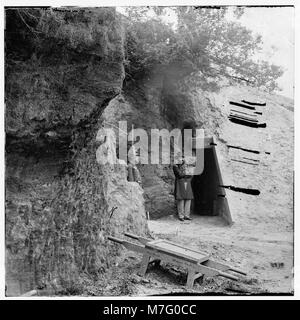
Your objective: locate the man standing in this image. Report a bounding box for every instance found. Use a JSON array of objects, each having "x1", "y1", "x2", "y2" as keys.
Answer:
[{"x1": 173, "y1": 157, "x2": 194, "y2": 221}]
